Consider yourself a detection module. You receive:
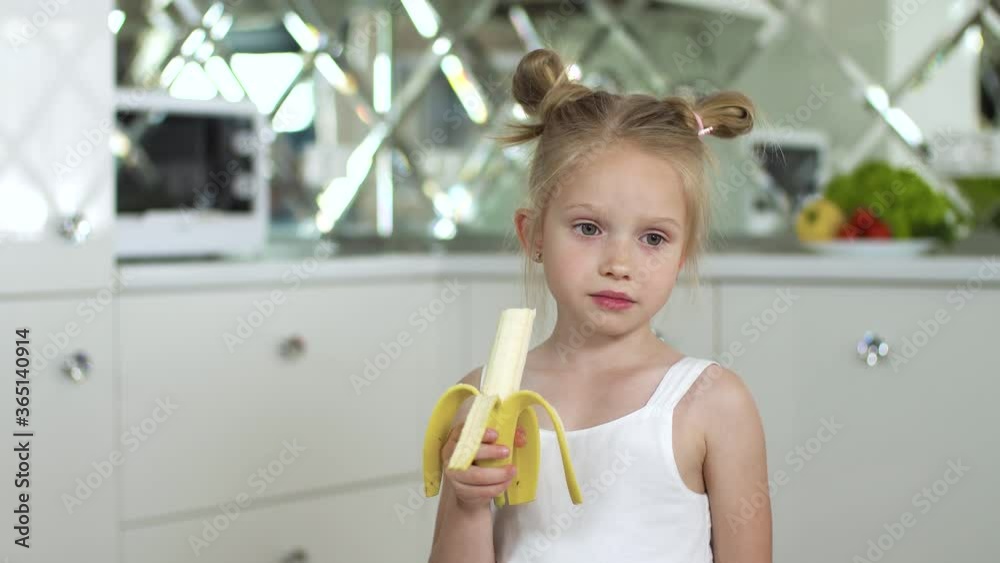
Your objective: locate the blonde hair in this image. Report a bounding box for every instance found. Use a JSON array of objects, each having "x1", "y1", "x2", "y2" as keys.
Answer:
[{"x1": 499, "y1": 48, "x2": 756, "y2": 321}]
